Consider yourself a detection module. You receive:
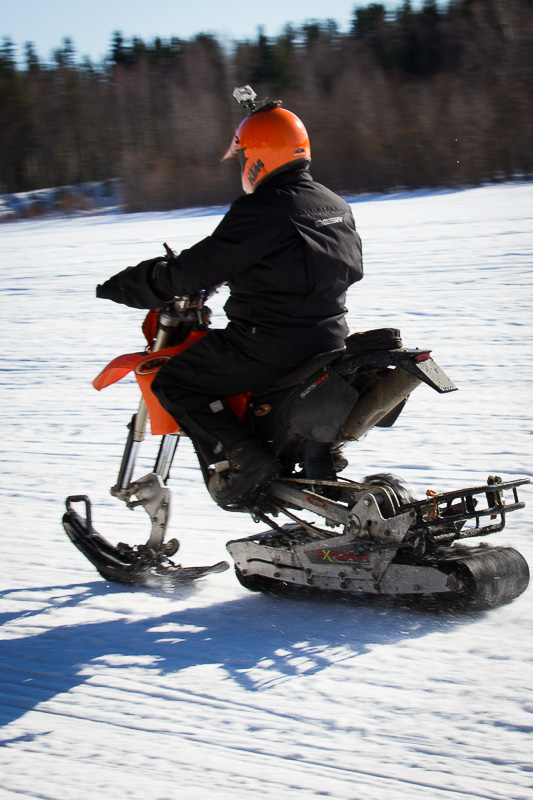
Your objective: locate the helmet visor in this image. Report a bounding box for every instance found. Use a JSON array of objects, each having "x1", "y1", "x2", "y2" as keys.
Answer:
[{"x1": 221, "y1": 134, "x2": 239, "y2": 161}]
